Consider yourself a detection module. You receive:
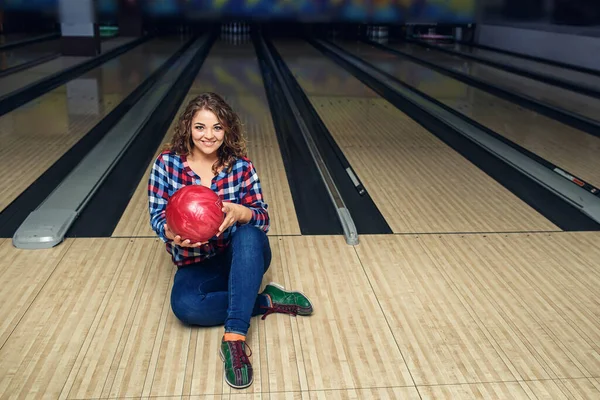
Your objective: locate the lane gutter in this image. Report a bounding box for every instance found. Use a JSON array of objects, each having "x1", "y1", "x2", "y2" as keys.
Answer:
[{"x1": 311, "y1": 38, "x2": 600, "y2": 231}]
